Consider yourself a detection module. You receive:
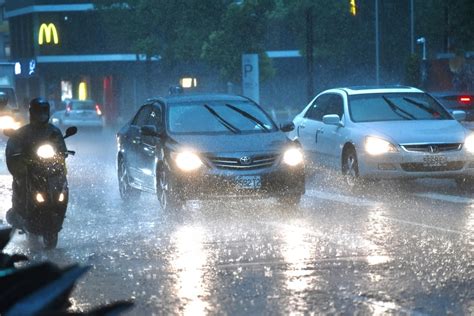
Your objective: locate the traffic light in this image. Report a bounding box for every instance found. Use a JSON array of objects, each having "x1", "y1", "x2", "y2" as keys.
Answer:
[{"x1": 350, "y1": 0, "x2": 357, "y2": 16}]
